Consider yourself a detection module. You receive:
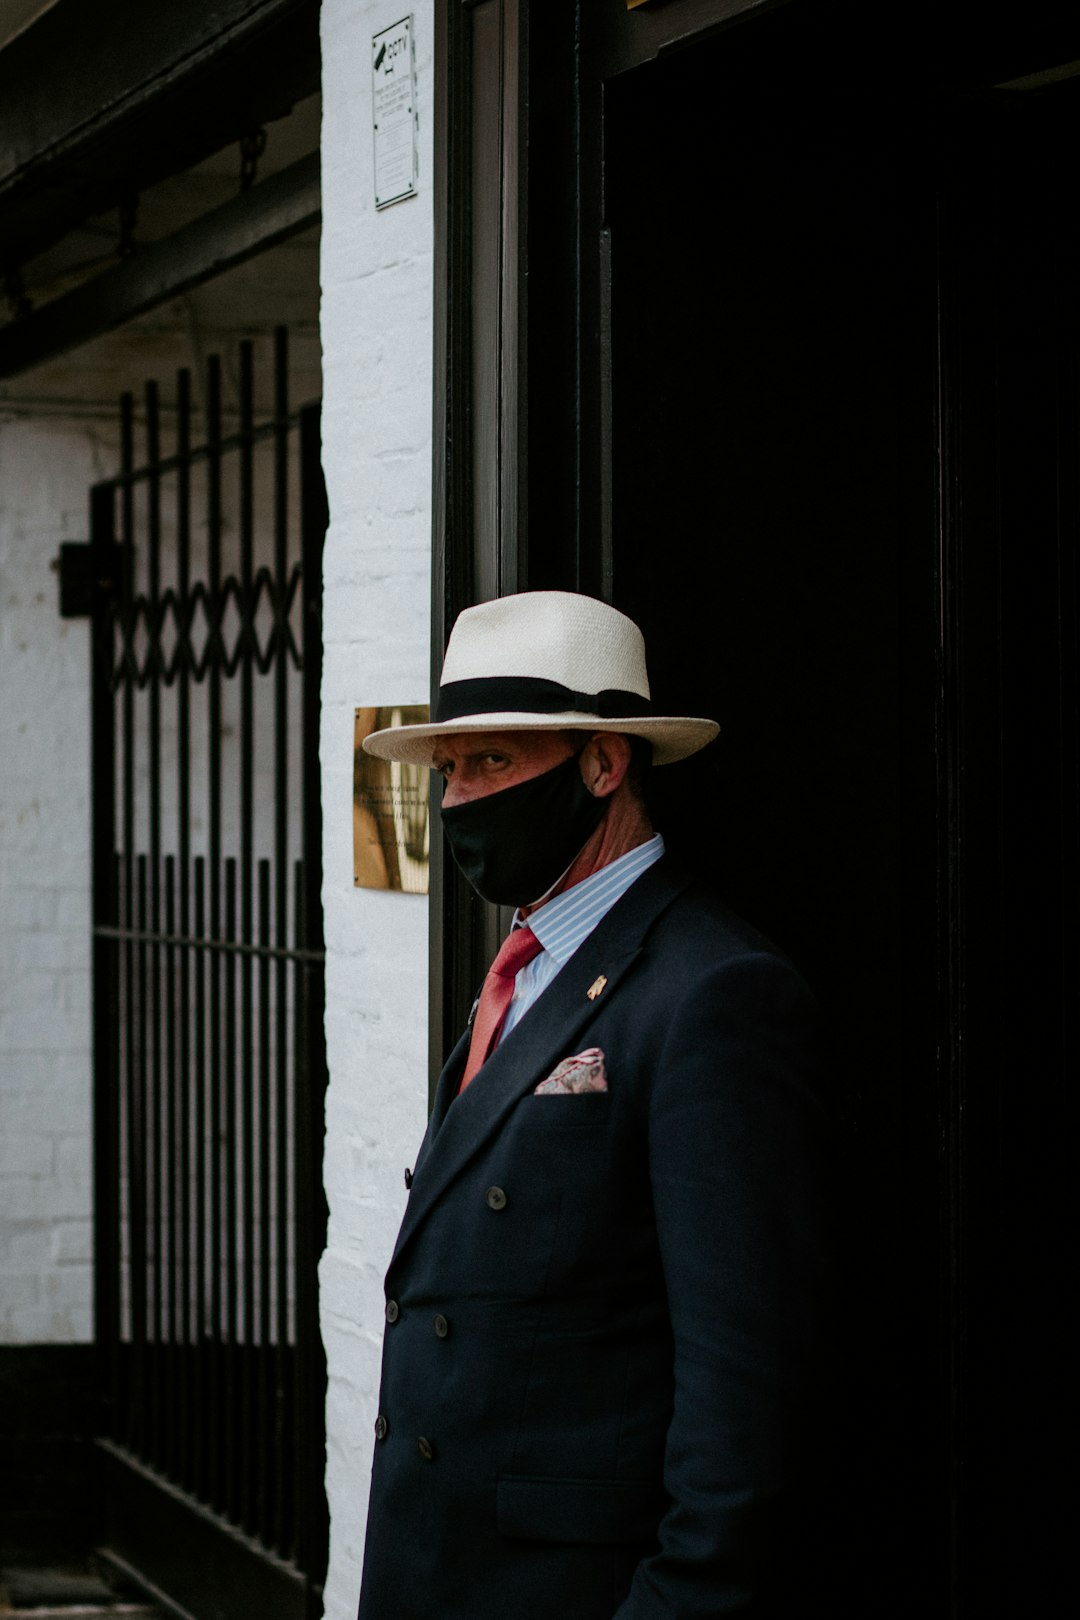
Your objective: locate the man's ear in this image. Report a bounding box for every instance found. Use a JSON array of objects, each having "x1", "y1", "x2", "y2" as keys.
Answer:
[{"x1": 579, "y1": 732, "x2": 632, "y2": 798}]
